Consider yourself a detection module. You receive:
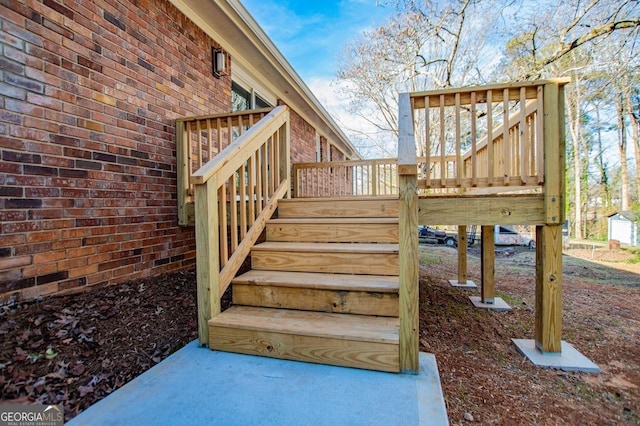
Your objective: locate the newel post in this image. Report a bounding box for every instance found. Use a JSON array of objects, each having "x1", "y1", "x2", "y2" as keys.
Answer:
[
  {"x1": 398, "y1": 93, "x2": 419, "y2": 374},
  {"x1": 535, "y1": 81, "x2": 566, "y2": 353},
  {"x1": 194, "y1": 177, "x2": 221, "y2": 346}
]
